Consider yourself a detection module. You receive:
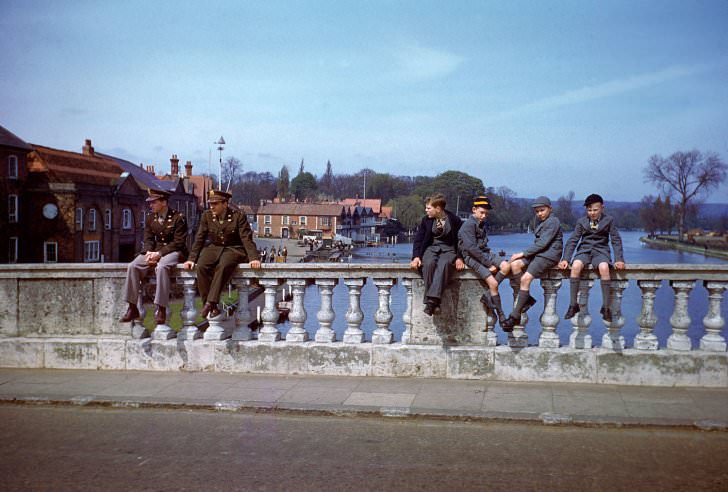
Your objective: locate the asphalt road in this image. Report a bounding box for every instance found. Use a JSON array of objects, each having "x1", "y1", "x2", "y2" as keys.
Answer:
[{"x1": 1, "y1": 406, "x2": 727, "y2": 491}]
